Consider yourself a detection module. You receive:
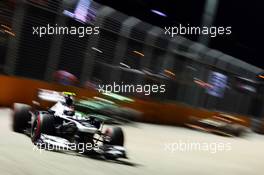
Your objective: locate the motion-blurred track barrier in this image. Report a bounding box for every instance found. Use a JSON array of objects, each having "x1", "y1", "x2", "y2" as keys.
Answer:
[{"x1": 0, "y1": 75, "x2": 254, "y2": 129}]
